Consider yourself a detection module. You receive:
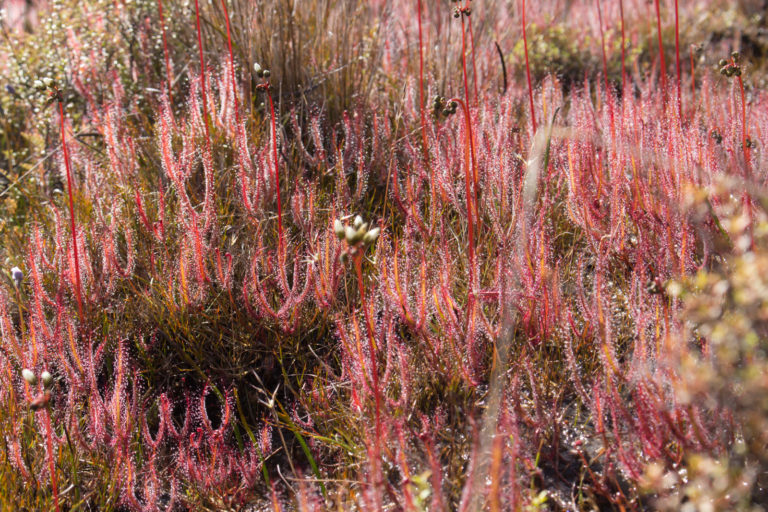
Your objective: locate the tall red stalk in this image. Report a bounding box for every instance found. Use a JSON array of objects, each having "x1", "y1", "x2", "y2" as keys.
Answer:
[
  {"x1": 449, "y1": 97, "x2": 477, "y2": 297},
  {"x1": 521, "y1": 0, "x2": 537, "y2": 133},
  {"x1": 219, "y1": 0, "x2": 241, "y2": 126},
  {"x1": 690, "y1": 46, "x2": 696, "y2": 107},
  {"x1": 619, "y1": 0, "x2": 626, "y2": 91},
  {"x1": 653, "y1": 0, "x2": 667, "y2": 99},
  {"x1": 736, "y1": 68, "x2": 750, "y2": 170},
  {"x1": 417, "y1": 0, "x2": 428, "y2": 158},
  {"x1": 459, "y1": 13, "x2": 477, "y2": 190},
  {"x1": 266, "y1": 92, "x2": 284, "y2": 252},
  {"x1": 596, "y1": 0, "x2": 615, "y2": 136},
  {"x1": 674, "y1": 0, "x2": 682, "y2": 119},
  {"x1": 58, "y1": 98, "x2": 84, "y2": 322},
  {"x1": 193, "y1": 0, "x2": 211, "y2": 141},
  {"x1": 353, "y1": 254, "x2": 382, "y2": 500},
  {"x1": 157, "y1": 0, "x2": 173, "y2": 104},
  {"x1": 42, "y1": 406, "x2": 60, "y2": 512},
  {"x1": 465, "y1": 2, "x2": 479, "y2": 107}
]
